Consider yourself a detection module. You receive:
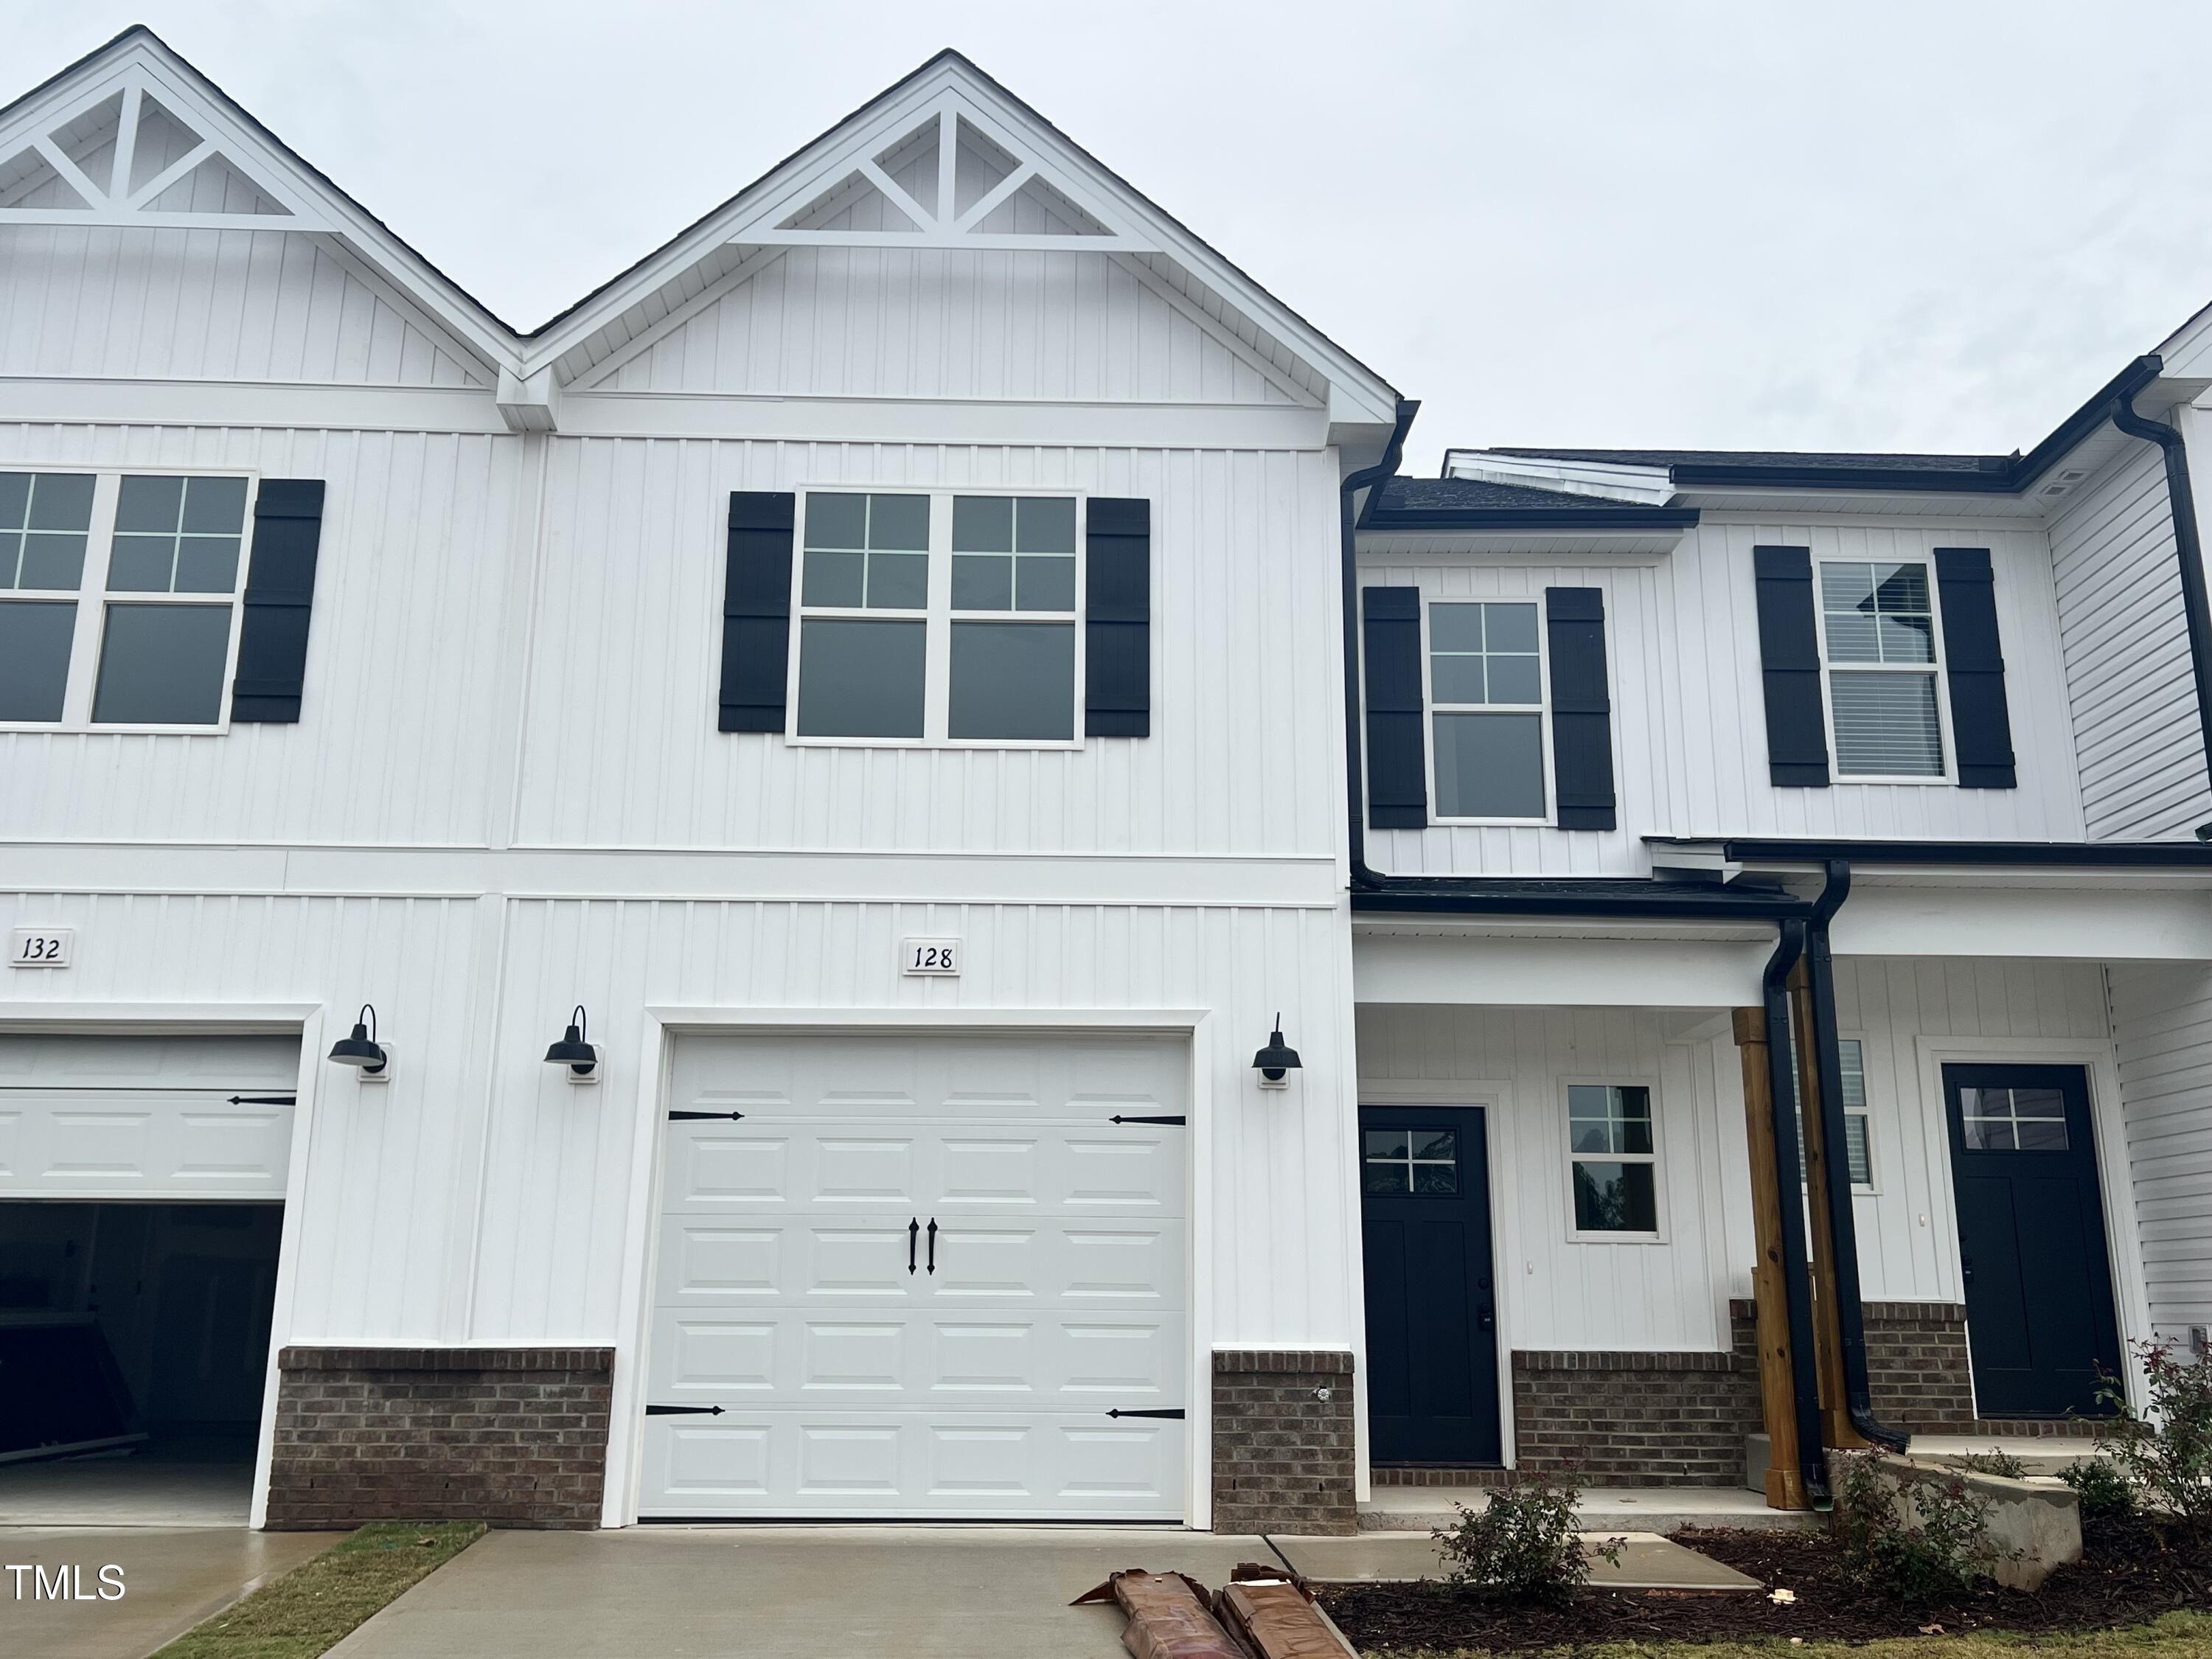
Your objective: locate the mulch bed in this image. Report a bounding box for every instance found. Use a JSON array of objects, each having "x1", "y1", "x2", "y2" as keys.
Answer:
[{"x1": 1317, "y1": 1517, "x2": 2212, "y2": 1653}]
